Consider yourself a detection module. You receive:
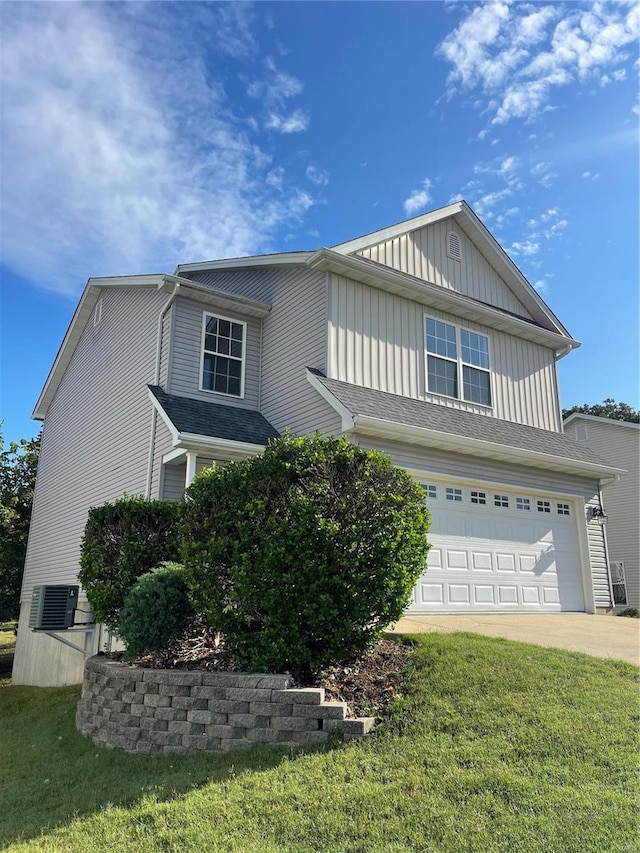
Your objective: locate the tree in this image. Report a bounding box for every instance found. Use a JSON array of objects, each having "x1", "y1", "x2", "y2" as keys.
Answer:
[
  {"x1": 181, "y1": 433, "x2": 430, "y2": 678},
  {"x1": 0, "y1": 428, "x2": 40, "y2": 621},
  {"x1": 562, "y1": 398, "x2": 639, "y2": 424}
]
